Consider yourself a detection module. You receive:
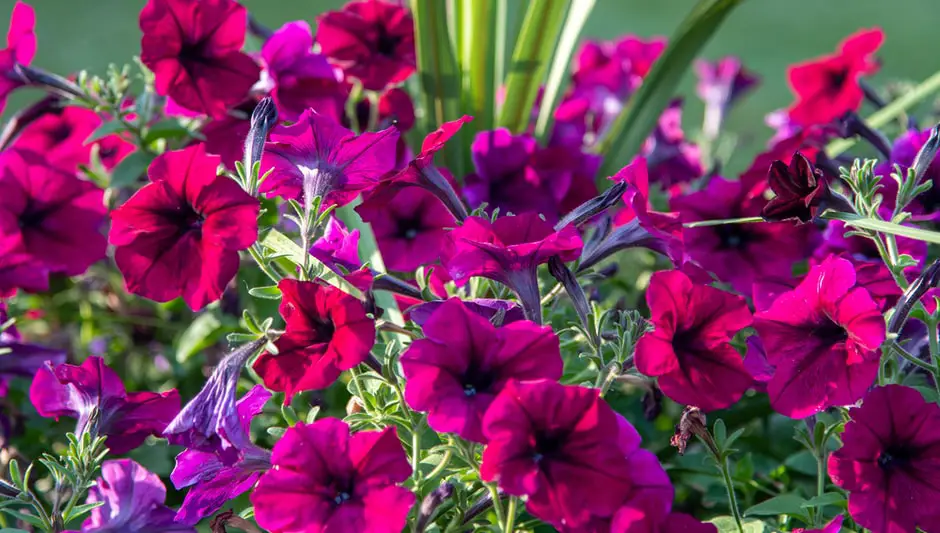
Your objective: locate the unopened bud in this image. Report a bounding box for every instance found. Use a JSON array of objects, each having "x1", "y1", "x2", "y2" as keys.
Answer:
[
  {"x1": 554, "y1": 181, "x2": 628, "y2": 231},
  {"x1": 244, "y1": 96, "x2": 279, "y2": 173},
  {"x1": 911, "y1": 123, "x2": 940, "y2": 185},
  {"x1": 415, "y1": 482, "x2": 455, "y2": 533},
  {"x1": 548, "y1": 256, "x2": 591, "y2": 336},
  {"x1": 889, "y1": 259, "x2": 940, "y2": 334}
]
